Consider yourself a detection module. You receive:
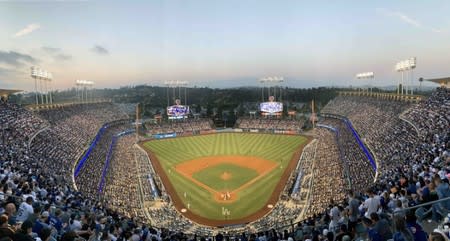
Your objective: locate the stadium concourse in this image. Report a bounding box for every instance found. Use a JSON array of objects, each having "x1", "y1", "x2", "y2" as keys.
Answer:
[{"x1": 0, "y1": 87, "x2": 449, "y2": 241}]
